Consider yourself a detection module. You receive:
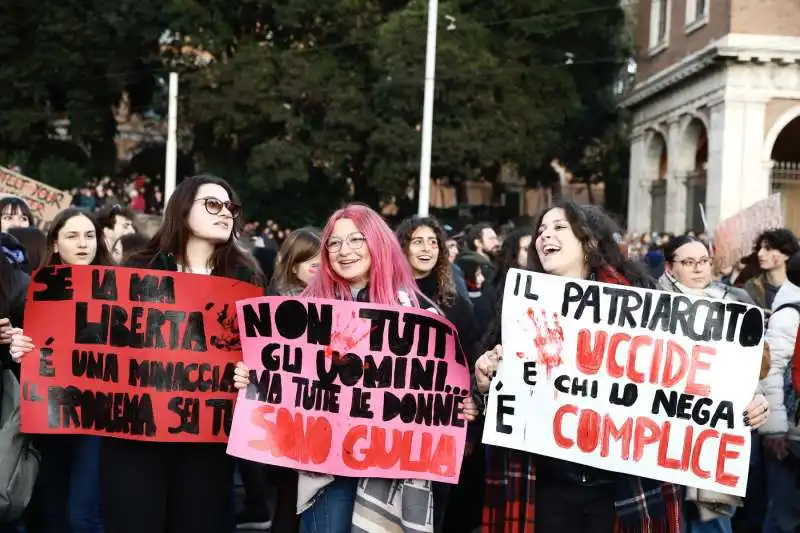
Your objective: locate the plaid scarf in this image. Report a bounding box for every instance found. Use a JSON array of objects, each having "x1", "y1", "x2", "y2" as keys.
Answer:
[{"x1": 481, "y1": 266, "x2": 683, "y2": 533}]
